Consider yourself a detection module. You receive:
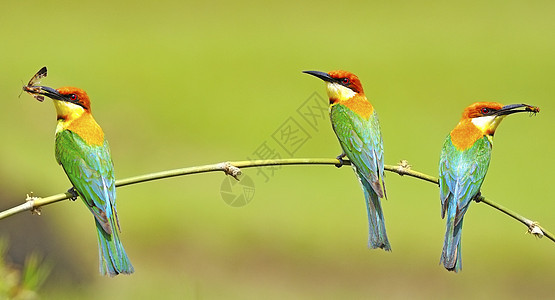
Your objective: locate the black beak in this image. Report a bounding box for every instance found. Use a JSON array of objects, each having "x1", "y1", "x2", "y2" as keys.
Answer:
[
  {"x1": 22, "y1": 85, "x2": 63, "y2": 101},
  {"x1": 302, "y1": 70, "x2": 337, "y2": 83},
  {"x1": 495, "y1": 103, "x2": 540, "y2": 116}
]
